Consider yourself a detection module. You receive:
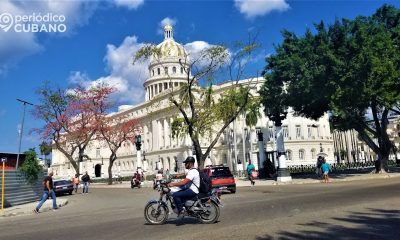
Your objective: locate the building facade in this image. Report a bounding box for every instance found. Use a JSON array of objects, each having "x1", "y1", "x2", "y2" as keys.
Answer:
[{"x1": 51, "y1": 25, "x2": 334, "y2": 178}]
